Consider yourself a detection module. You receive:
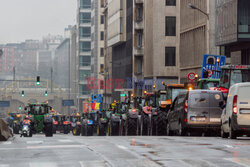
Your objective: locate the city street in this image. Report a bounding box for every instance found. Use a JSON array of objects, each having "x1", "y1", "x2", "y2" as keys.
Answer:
[{"x1": 1, "y1": 135, "x2": 250, "y2": 167}]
